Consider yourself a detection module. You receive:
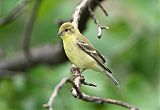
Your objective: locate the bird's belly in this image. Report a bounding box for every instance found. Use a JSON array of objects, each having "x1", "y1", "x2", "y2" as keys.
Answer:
[{"x1": 64, "y1": 42, "x2": 94, "y2": 69}]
